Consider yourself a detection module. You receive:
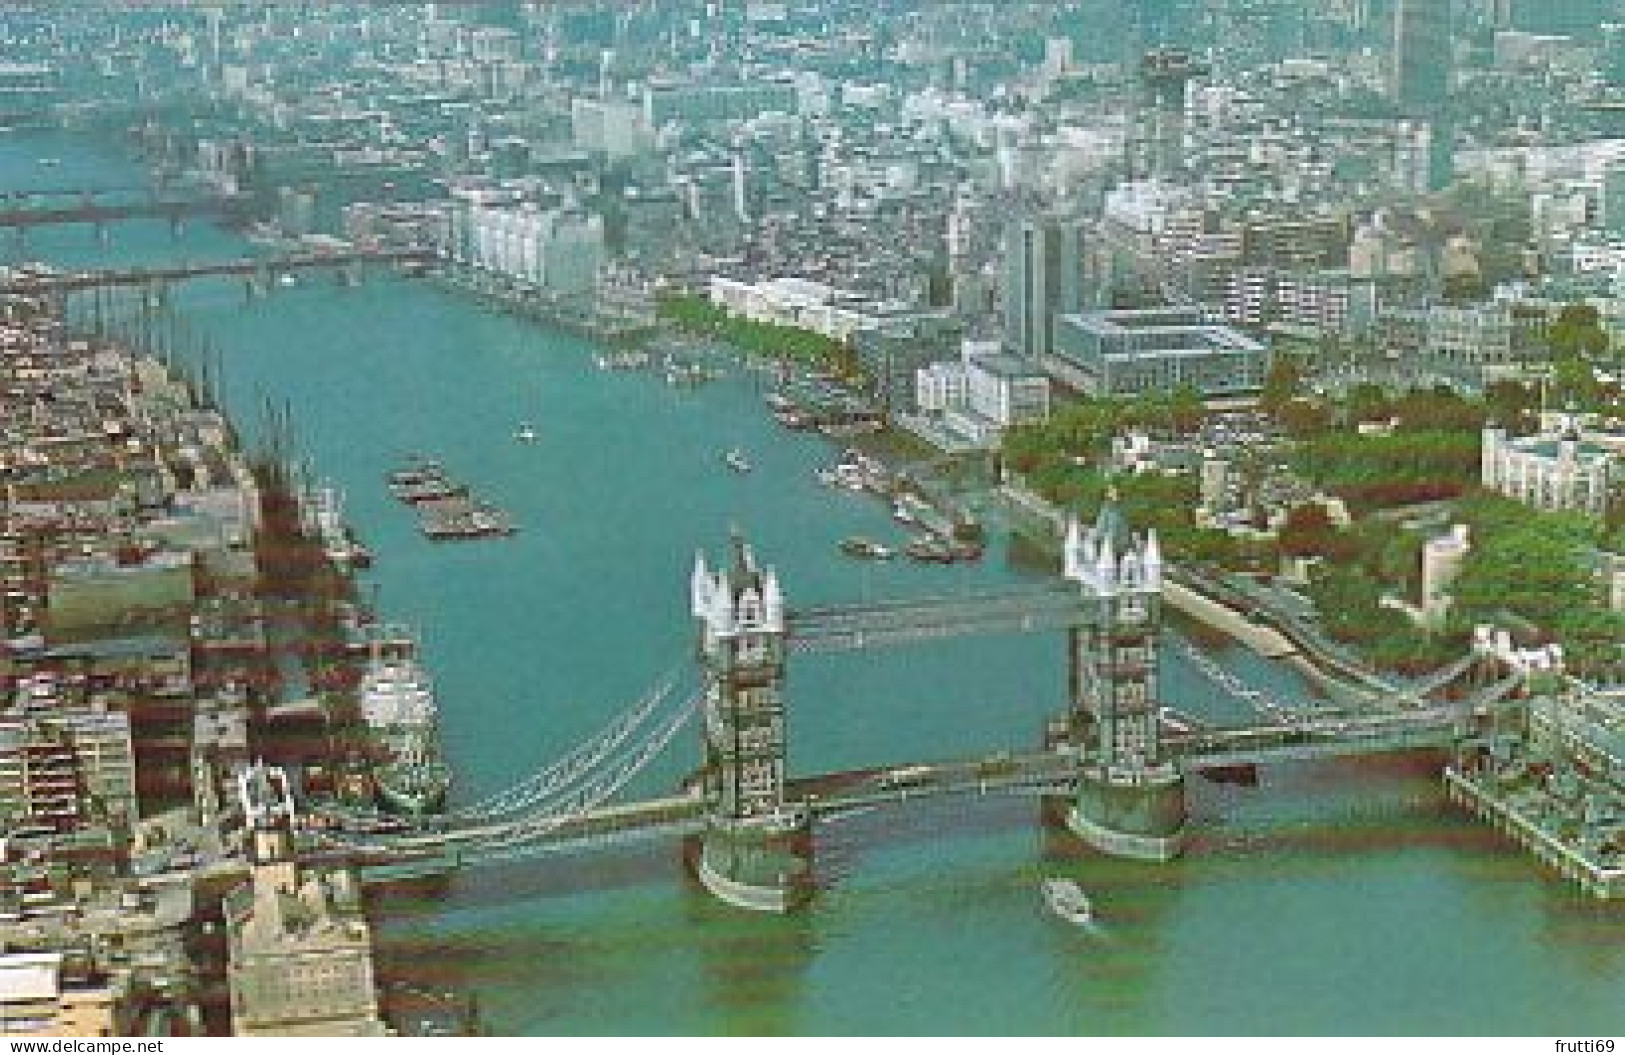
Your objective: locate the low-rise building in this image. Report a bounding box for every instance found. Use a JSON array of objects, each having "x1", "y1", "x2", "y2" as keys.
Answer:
[
  {"x1": 0, "y1": 710, "x2": 137, "y2": 832},
  {"x1": 1482, "y1": 415, "x2": 1618, "y2": 518},
  {"x1": 0, "y1": 952, "x2": 130, "y2": 1037},
  {"x1": 912, "y1": 340, "x2": 1049, "y2": 448},
  {"x1": 708, "y1": 276, "x2": 885, "y2": 342},
  {"x1": 1050, "y1": 307, "x2": 1271, "y2": 398}
]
